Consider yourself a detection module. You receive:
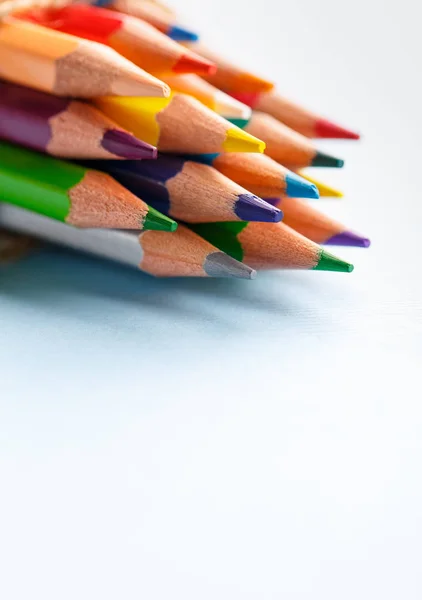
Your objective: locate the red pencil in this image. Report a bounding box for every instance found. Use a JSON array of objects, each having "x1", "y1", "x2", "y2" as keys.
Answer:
[
  {"x1": 20, "y1": 4, "x2": 215, "y2": 76},
  {"x1": 232, "y1": 91, "x2": 360, "y2": 140}
]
